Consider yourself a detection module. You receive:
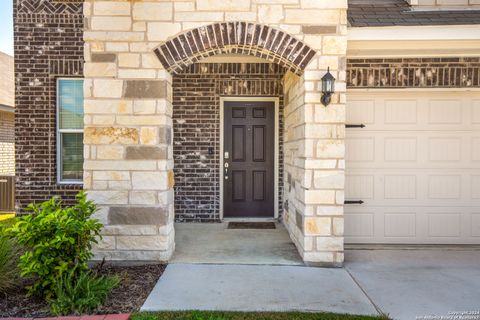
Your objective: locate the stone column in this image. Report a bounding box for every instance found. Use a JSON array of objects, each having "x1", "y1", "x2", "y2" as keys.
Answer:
[
  {"x1": 83, "y1": 1, "x2": 175, "y2": 260},
  {"x1": 283, "y1": 2, "x2": 347, "y2": 267}
]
